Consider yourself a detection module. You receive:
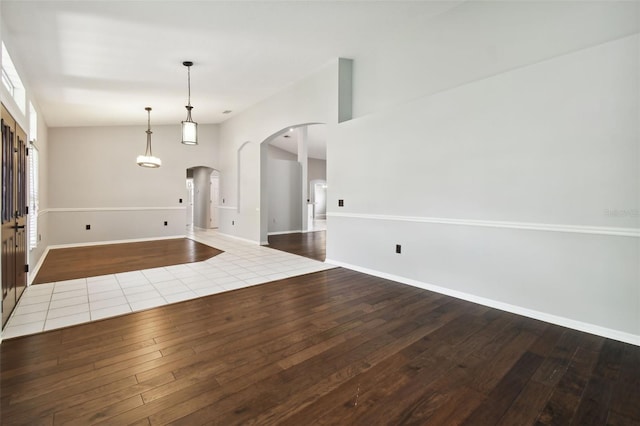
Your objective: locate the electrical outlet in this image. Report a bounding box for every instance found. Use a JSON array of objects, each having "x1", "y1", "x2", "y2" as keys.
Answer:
[
  {"x1": 338, "y1": 199, "x2": 344, "y2": 207},
  {"x1": 179, "y1": 198, "x2": 183, "y2": 203},
  {"x1": 164, "y1": 221, "x2": 168, "y2": 226},
  {"x1": 396, "y1": 244, "x2": 401, "y2": 254},
  {"x1": 232, "y1": 220, "x2": 235, "y2": 225},
  {"x1": 86, "y1": 225, "x2": 91, "y2": 230}
]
